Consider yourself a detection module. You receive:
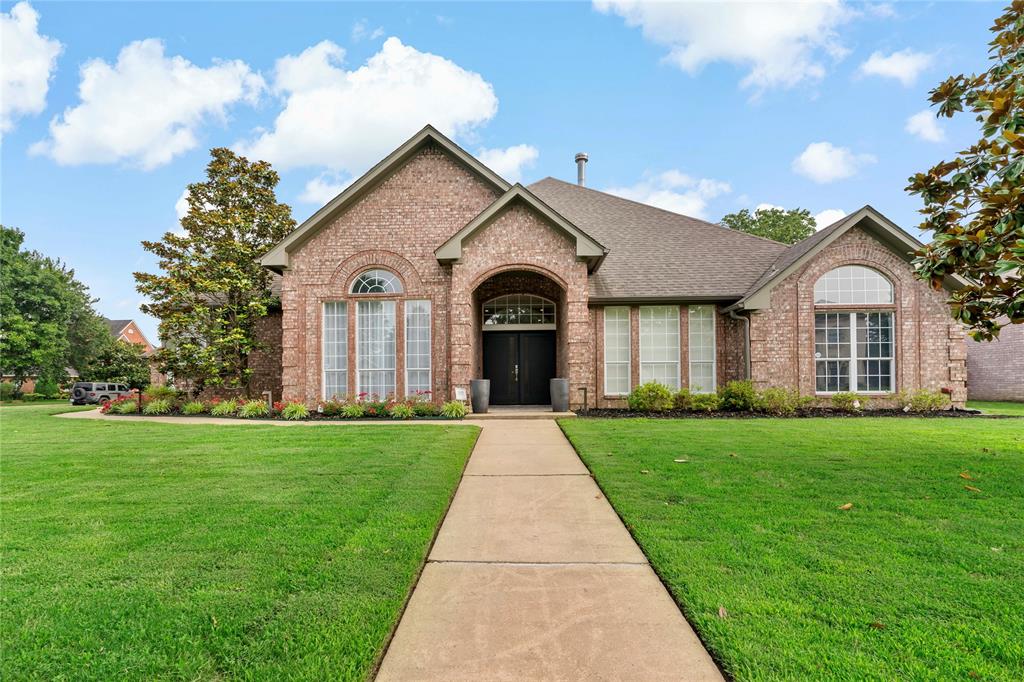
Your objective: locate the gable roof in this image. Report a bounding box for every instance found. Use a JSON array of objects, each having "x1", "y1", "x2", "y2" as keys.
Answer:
[
  {"x1": 104, "y1": 318, "x2": 132, "y2": 336},
  {"x1": 435, "y1": 184, "x2": 607, "y2": 270},
  {"x1": 731, "y1": 205, "x2": 970, "y2": 310},
  {"x1": 528, "y1": 177, "x2": 789, "y2": 300},
  {"x1": 261, "y1": 125, "x2": 511, "y2": 272}
]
